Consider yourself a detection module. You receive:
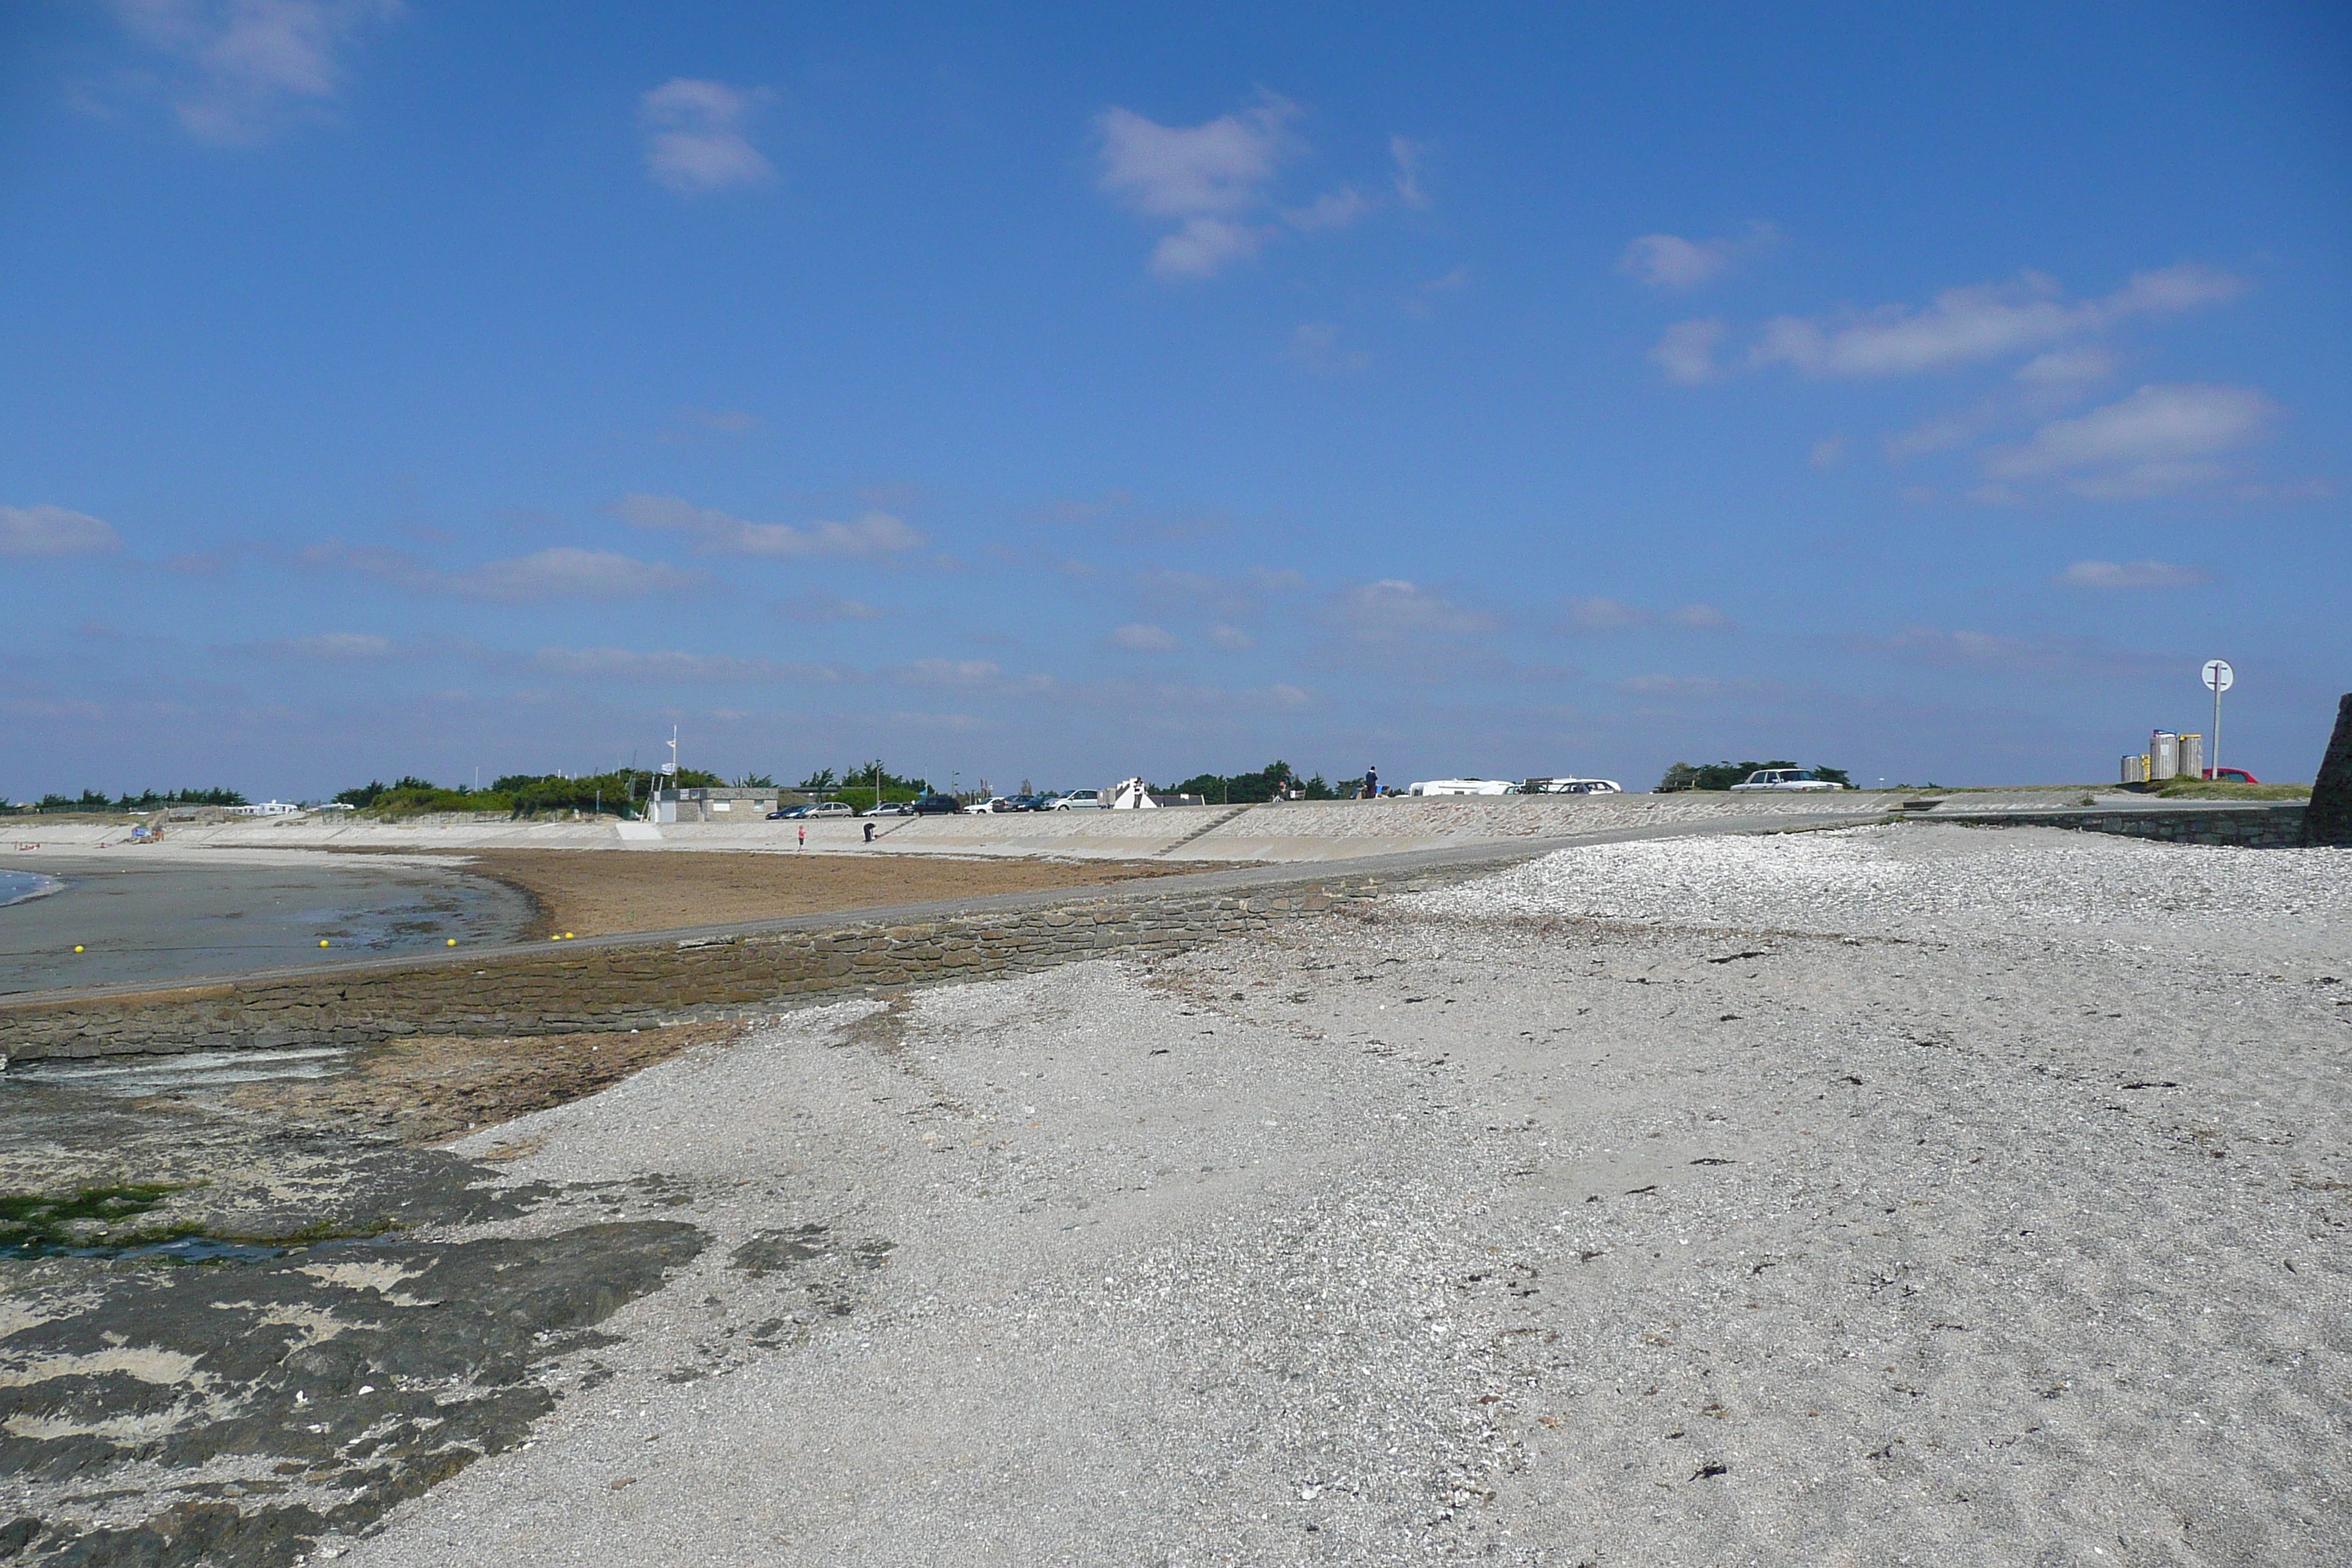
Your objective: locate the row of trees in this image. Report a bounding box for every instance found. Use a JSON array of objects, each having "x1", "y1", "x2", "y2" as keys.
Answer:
[
  {"x1": 795, "y1": 763, "x2": 933, "y2": 812},
  {"x1": 332, "y1": 769, "x2": 726, "y2": 818},
  {"x1": 1160, "y1": 761, "x2": 1363, "y2": 803},
  {"x1": 1655, "y1": 760, "x2": 1852, "y2": 791},
  {"x1": 9, "y1": 787, "x2": 250, "y2": 814}
]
